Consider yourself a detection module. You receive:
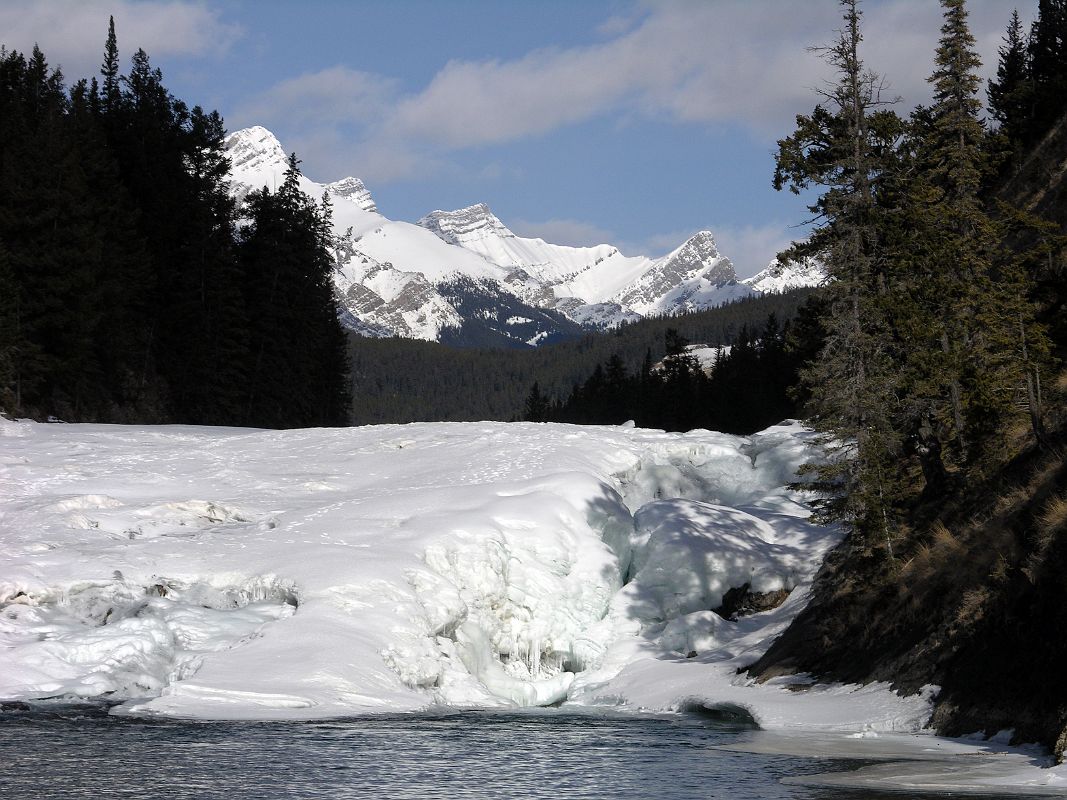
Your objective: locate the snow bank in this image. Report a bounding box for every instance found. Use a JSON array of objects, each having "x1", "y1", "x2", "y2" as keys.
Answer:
[
  {"x1": 726, "y1": 731, "x2": 1067, "y2": 796},
  {"x1": 1, "y1": 417, "x2": 925, "y2": 733}
]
